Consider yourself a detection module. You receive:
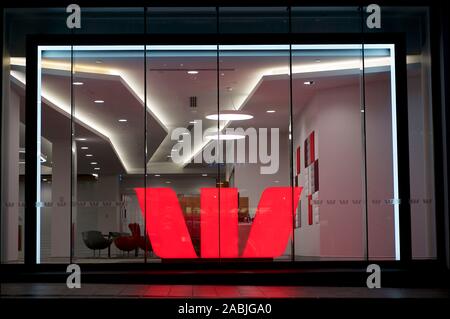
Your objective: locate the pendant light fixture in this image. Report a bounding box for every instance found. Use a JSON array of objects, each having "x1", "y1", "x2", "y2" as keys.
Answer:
[
  {"x1": 205, "y1": 111, "x2": 253, "y2": 121},
  {"x1": 205, "y1": 86, "x2": 253, "y2": 121},
  {"x1": 204, "y1": 132, "x2": 246, "y2": 140}
]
